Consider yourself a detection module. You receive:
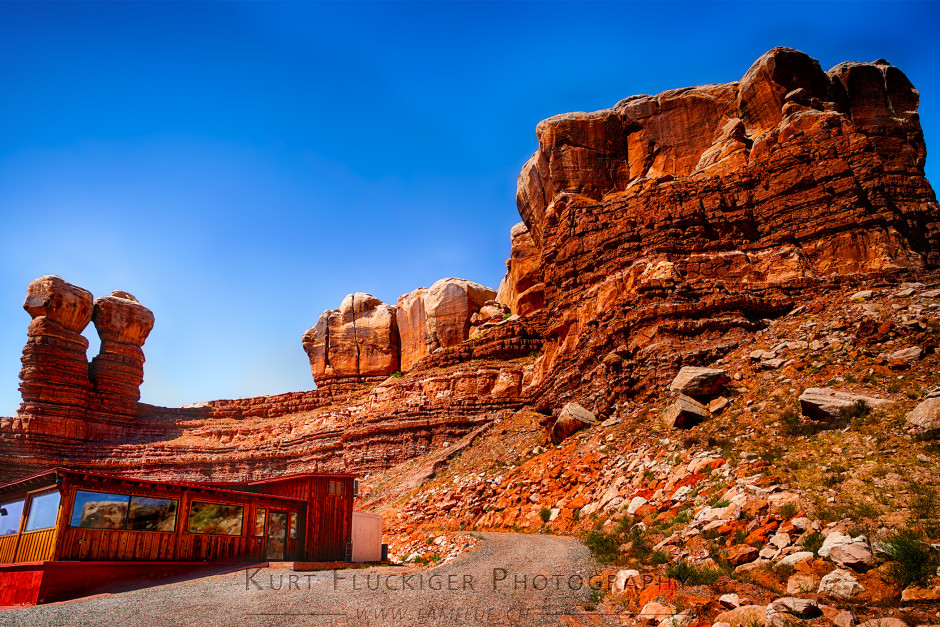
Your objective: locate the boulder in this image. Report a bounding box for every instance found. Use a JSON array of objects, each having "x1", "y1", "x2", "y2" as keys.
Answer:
[
  {"x1": 662, "y1": 394, "x2": 710, "y2": 429},
  {"x1": 887, "y1": 346, "x2": 923, "y2": 362},
  {"x1": 818, "y1": 531, "x2": 856, "y2": 557},
  {"x1": 798, "y1": 388, "x2": 891, "y2": 420},
  {"x1": 786, "y1": 574, "x2": 817, "y2": 594},
  {"x1": 425, "y1": 278, "x2": 496, "y2": 351},
  {"x1": 727, "y1": 545, "x2": 759, "y2": 566},
  {"x1": 767, "y1": 596, "x2": 821, "y2": 617},
  {"x1": 713, "y1": 606, "x2": 768, "y2": 627},
  {"x1": 611, "y1": 569, "x2": 641, "y2": 594},
  {"x1": 302, "y1": 292, "x2": 400, "y2": 384},
  {"x1": 818, "y1": 569, "x2": 864, "y2": 600},
  {"x1": 828, "y1": 542, "x2": 874, "y2": 571},
  {"x1": 668, "y1": 366, "x2": 730, "y2": 396},
  {"x1": 395, "y1": 278, "x2": 496, "y2": 371},
  {"x1": 638, "y1": 602, "x2": 675, "y2": 626},
  {"x1": 551, "y1": 402, "x2": 596, "y2": 443},
  {"x1": 906, "y1": 397, "x2": 940, "y2": 439}
]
